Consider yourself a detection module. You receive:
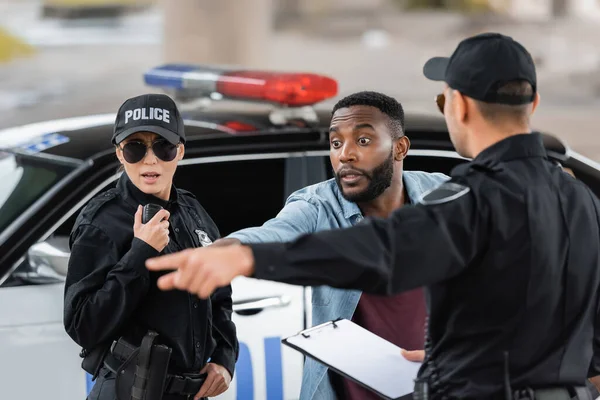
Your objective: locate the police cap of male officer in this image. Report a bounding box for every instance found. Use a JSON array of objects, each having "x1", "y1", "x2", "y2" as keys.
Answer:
[{"x1": 147, "y1": 33, "x2": 600, "y2": 399}]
